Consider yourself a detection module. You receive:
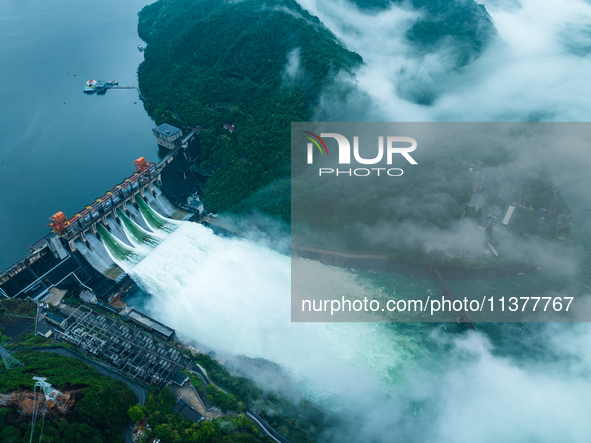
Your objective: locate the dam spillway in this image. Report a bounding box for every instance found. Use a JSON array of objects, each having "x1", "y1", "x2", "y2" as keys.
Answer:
[
  {"x1": 48, "y1": 157, "x2": 166, "y2": 252},
  {"x1": 0, "y1": 128, "x2": 205, "y2": 302},
  {"x1": 51, "y1": 182, "x2": 187, "y2": 281}
]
